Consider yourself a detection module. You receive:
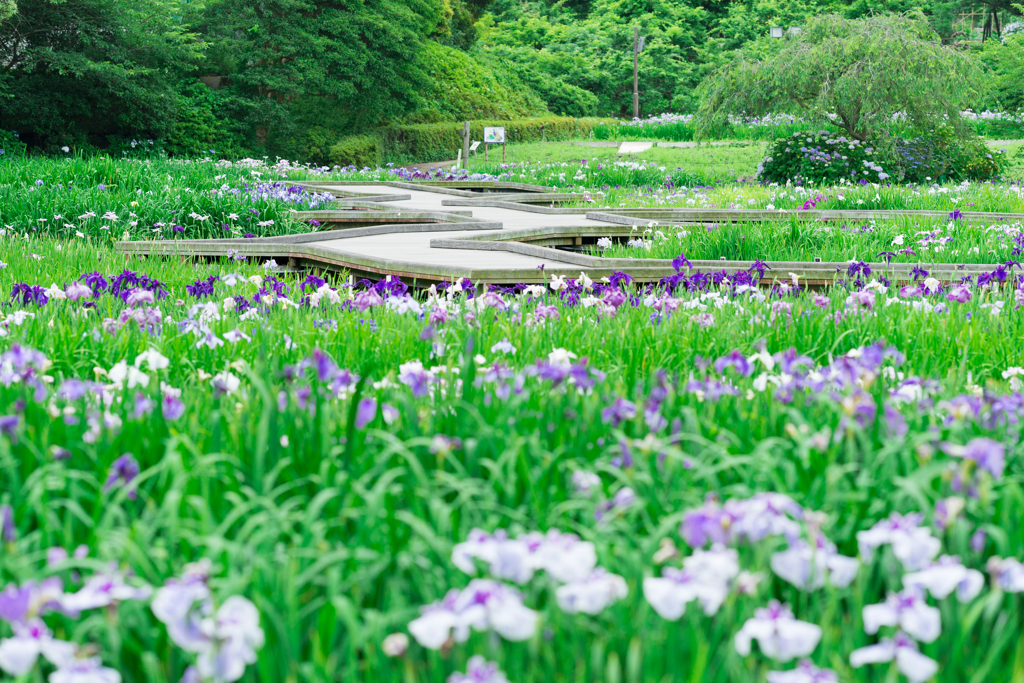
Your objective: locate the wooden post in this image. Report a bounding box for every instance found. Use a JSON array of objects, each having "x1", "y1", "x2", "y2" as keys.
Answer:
[
  {"x1": 541, "y1": 123, "x2": 546, "y2": 142},
  {"x1": 633, "y1": 27, "x2": 639, "y2": 120},
  {"x1": 502, "y1": 141, "x2": 505, "y2": 163},
  {"x1": 462, "y1": 121, "x2": 470, "y2": 169},
  {"x1": 485, "y1": 143, "x2": 488, "y2": 163}
]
